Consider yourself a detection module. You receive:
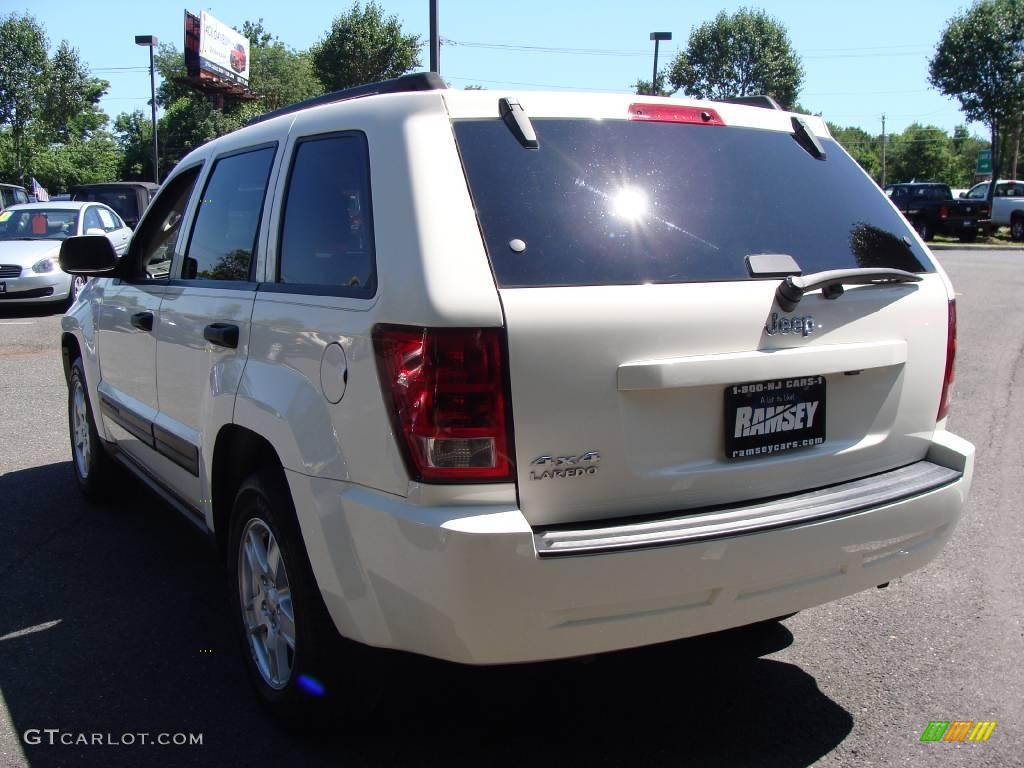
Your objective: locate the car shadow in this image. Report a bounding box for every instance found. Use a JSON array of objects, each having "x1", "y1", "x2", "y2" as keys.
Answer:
[
  {"x1": 0, "y1": 302, "x2": 66, "y2": 319},
  {"x1": 1, "y1": 461, "x2": 853, "y2": 768}
]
